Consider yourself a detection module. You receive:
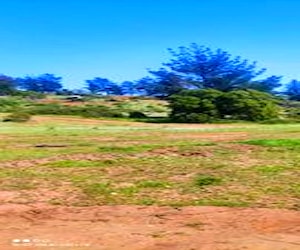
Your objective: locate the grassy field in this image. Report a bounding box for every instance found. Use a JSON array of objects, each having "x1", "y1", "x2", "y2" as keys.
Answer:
[{"x1": 0, "y1": 115, "x2": 299, "y2": 209}]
